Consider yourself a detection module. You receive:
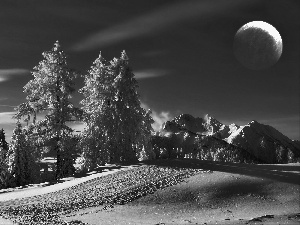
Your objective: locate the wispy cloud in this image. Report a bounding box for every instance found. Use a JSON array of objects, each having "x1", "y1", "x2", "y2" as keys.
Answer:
[
  {"x1": 71, "y1": 0, "x2": 247, "y2": 51},
  {"x1": 141, "y1": 102, "x2": 173, "y2": 131},
  {"x1": 0, "y1": 104, "x2": 17, "y2": 108},
  {"x1": 0, "y1": 69, "x2": 29, "y2": 82},
  {"x1": 135, "y1": 69, "x2": 169, "y2": 80},
  {"x1": 151, "y1": 111, "x2": 172, "y2": 131}
]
